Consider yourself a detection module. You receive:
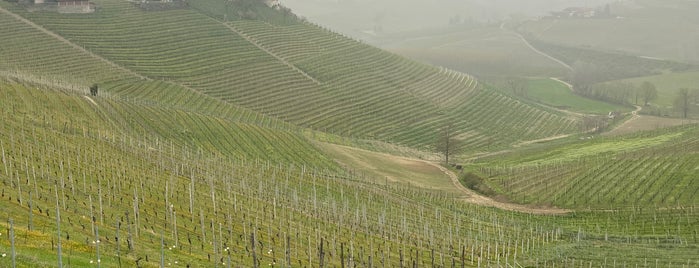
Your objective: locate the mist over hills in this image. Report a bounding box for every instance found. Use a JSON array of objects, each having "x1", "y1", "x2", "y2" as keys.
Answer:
[
  {"x1": 0, "y1": 0, "x2": 697, "y2": 266},
  {"x1": 282, "y1": 0, "x2": 612, "y2": 39}
]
